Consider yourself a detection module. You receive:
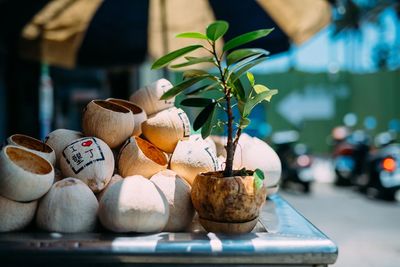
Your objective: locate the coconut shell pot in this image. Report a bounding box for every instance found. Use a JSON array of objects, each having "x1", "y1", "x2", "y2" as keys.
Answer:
[
  {"x1": 0, "y1": 194, "x2": 37, "y2": 232},
  {"x1": 0, "y1": 145, "x2": 54, "y2": 202},
  {"x1": 150, "y1": 170, "x2": 194, "y2": 232},
  {"x1": 36, "y1": 178, "x2": 98, "y2": 233},
  {"x1": 106, "y1": 98, "x2": 147, "y2": 136},
  {"x1": 7, "y1": 134, "x2": 56, "y2": 166},
  {"x1": 44, "y1": 129, "x2": 83, "y2": 168},
  {"x1": 59, "y1": 137, "x2": 114, "y2": 193},
  {"x1": 118, "y1": 136, "x2": 168, "y2": 178},
  {"x1": 191, "y1": 171, "x2": 267, "y2": 234},
  {"x1": 98, "y1": 175, "x2": 169, "y2": 233},
  {"x1": 170, "y1": 138, "x2": 218, "y2": 185},
  {"x1": 82, "y1": 100, "x2": 134, "y2": 149},
  {"x1": 129, "y1": 78, "x2": 174, "y2": 116},
  {"x1": 142, "y1": 107, "x2": 190, "y2": 153}
]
